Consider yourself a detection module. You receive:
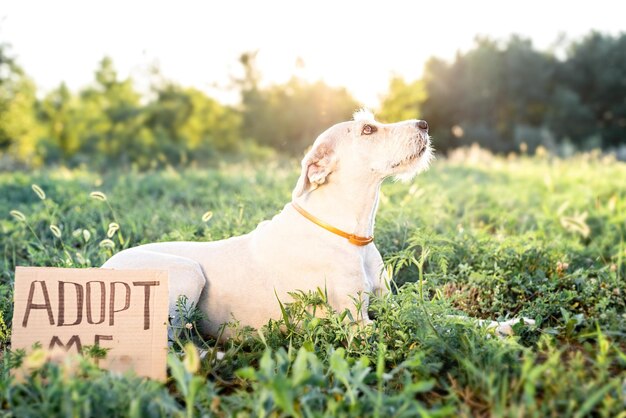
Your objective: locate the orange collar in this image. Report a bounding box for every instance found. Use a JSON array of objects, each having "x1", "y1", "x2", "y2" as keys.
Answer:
[{"x1": 291, "y1": 202, "x2": 373, "y2": 246}]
